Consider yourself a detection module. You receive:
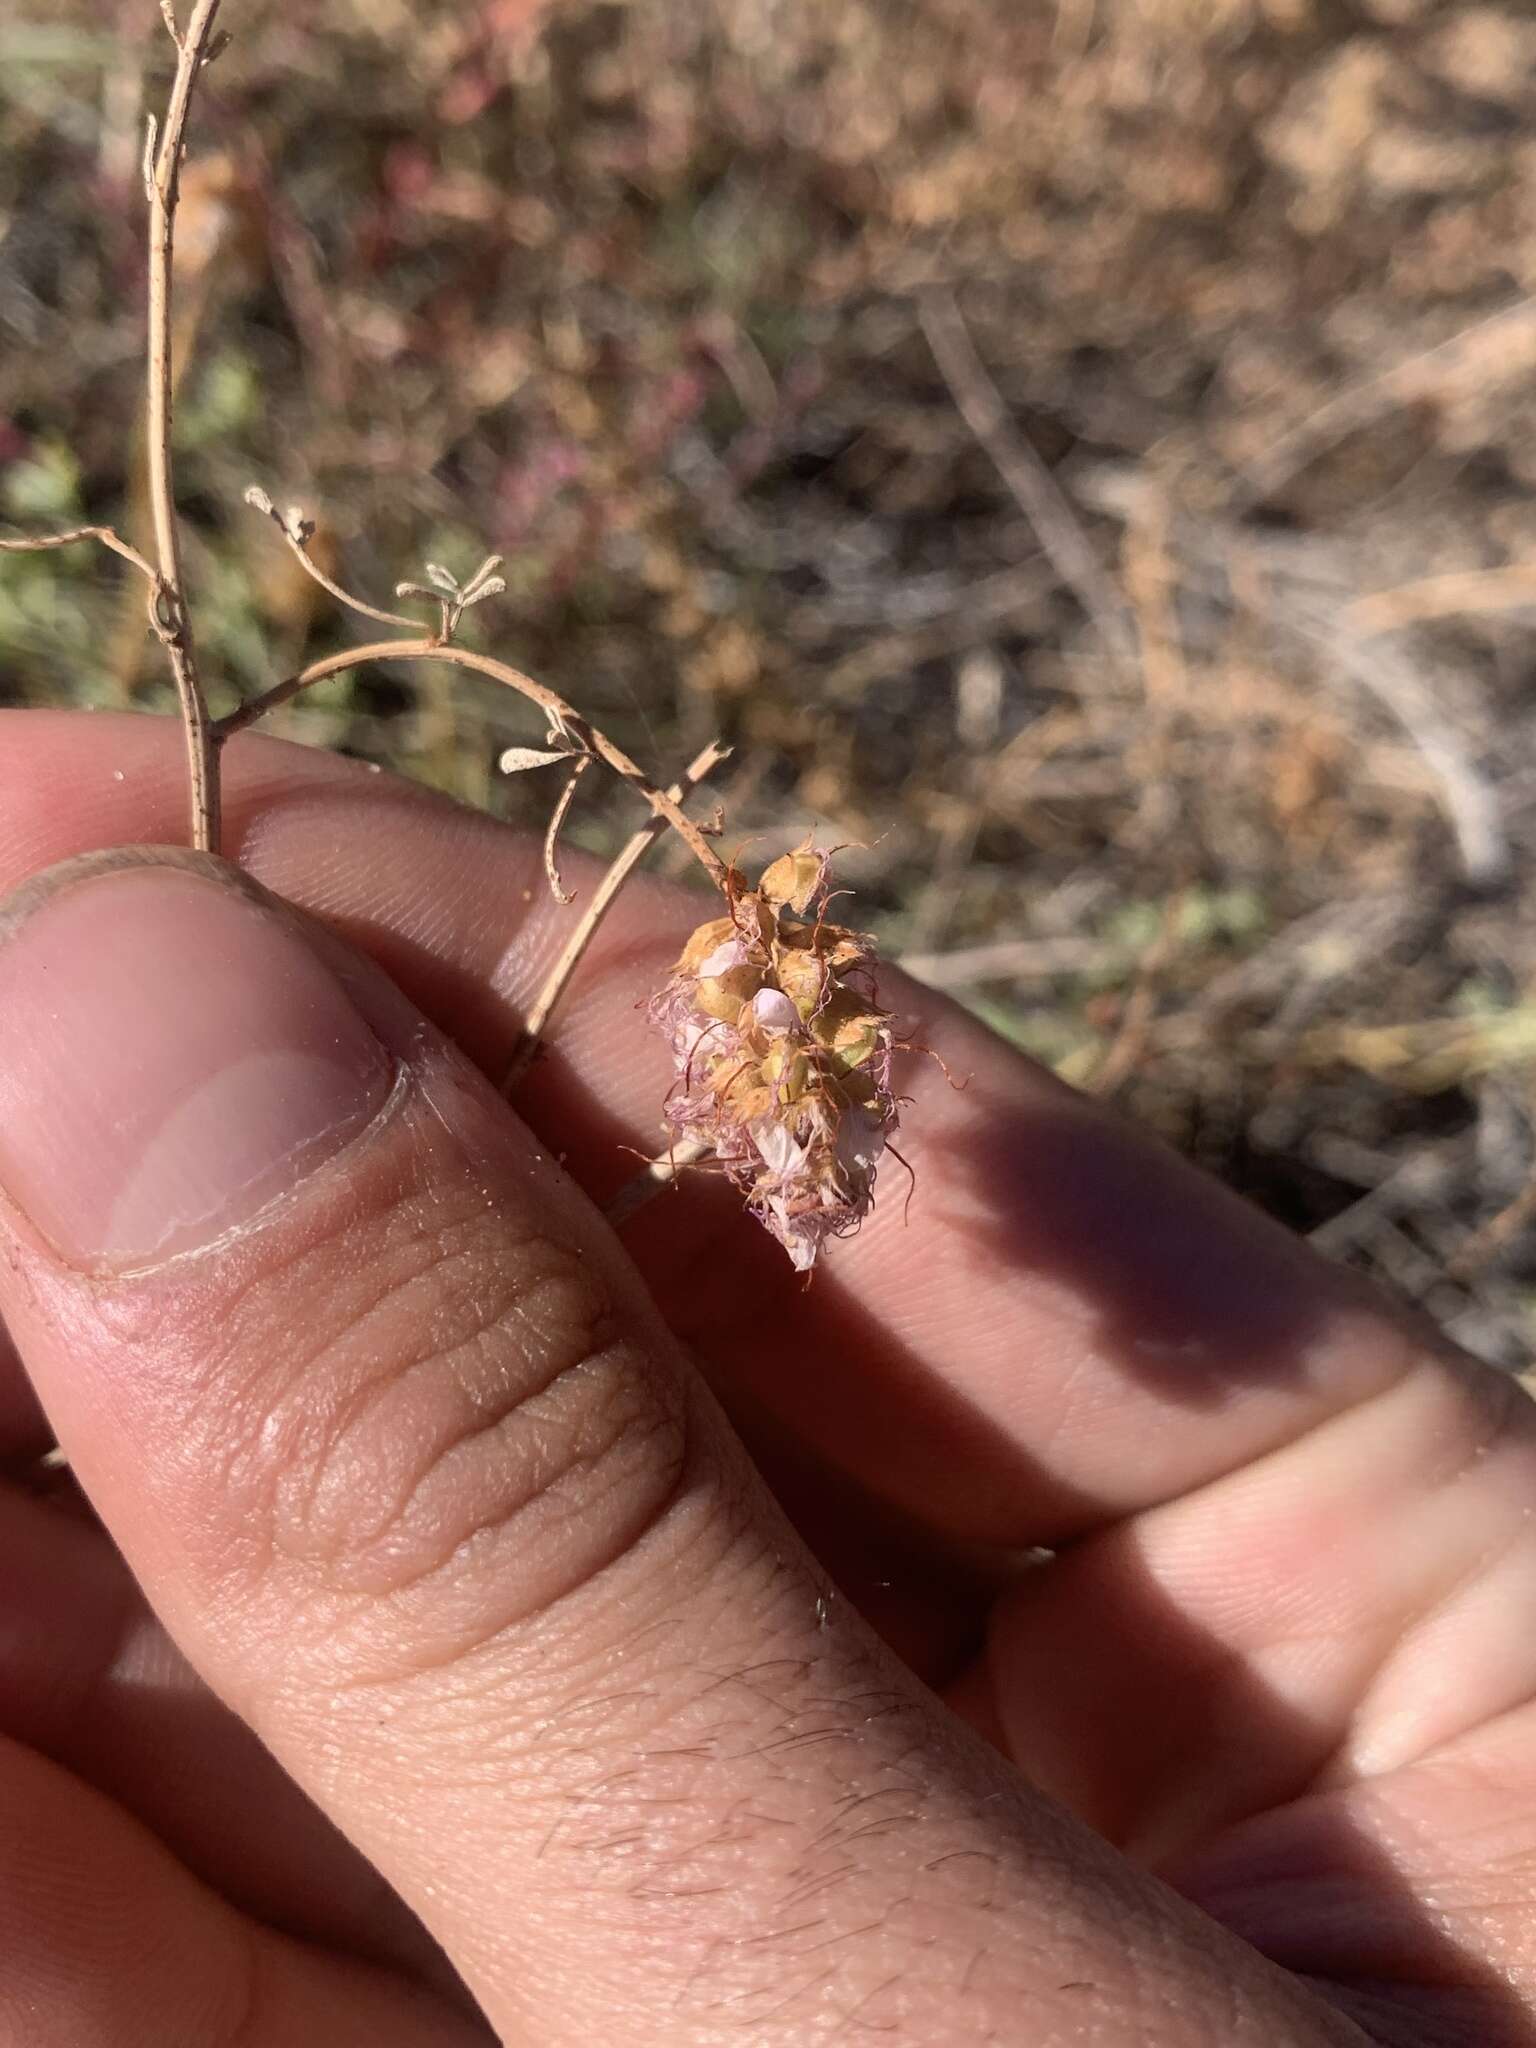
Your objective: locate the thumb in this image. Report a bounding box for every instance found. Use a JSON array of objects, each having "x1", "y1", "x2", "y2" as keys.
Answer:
[{"x1": 0, "y1": 850, "x2": 1348, "y2": 2046}]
